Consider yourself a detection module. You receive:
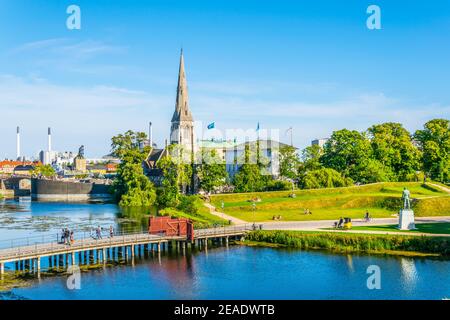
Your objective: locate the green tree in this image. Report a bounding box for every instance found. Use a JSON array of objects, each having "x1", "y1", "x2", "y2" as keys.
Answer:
[
  {"x1": 300, "y1": 168, "x2": 353, "y2": 189},
  {"x1": 111, "y1": 130, "x2": 156, "y2": 207},
  {"x1": 354, "y1": 158, "x2": 392, "y2": 184},
  {"x1": 156, "y1": 144, "x2": 193, "y2": 207},
  {"x1": 197, "y1": 149, "x2": 228, "y2": 193},
  {"x1": 279, "y1": 145, "x2": 299, "y2": 179},
  {"x1": 31, "y1": 164, "x2": 56, "y2": 178},
  {"x1": 320, "y1": 129, "x2": 372, "y2": 181},
  {"x1": 368, "y1": 122, "x2": 420, "y2": 181},
  {"x1": 233, "y1": 145, "x2": 268, "y2": 192},
  {"x1": 301, "y1": 144, "x2": 323, "y2": 171},
  {"x1": 414, "y1": 119, "x2": 450, "y2": 182}
]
